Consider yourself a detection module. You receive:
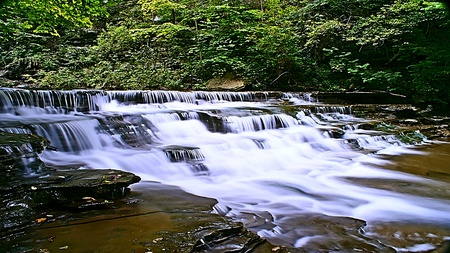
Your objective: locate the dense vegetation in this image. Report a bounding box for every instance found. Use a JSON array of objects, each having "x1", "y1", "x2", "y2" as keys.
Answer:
[{"x1": 1, "y1": 0, "x2": 449, "y2": 107}]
